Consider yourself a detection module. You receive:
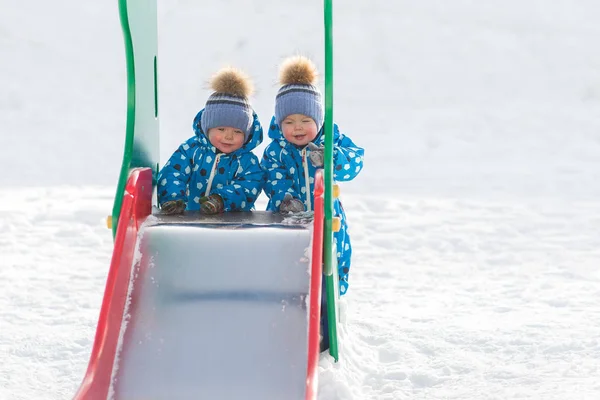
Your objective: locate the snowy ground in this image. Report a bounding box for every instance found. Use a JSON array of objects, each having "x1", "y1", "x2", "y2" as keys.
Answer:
[
  {"x1": 2, "y1": 190, "x2": 600, "y2": 399},
  {"x1": 2, "y1": 0, "x2": 600, "y2": 399},
  {"x1": 324, "y1": 196, "x2": 600, "y2": 399}
]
